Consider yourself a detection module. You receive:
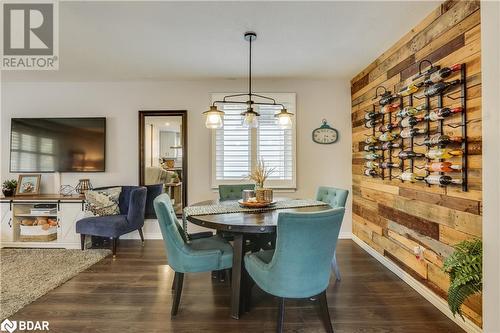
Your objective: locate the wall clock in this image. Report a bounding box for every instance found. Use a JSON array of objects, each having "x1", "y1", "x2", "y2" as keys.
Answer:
[{"x1": 312, "y1": 119, "x2": 339, "y2": 144}]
